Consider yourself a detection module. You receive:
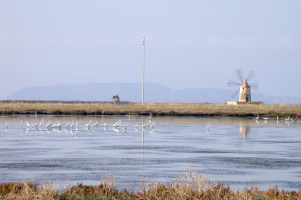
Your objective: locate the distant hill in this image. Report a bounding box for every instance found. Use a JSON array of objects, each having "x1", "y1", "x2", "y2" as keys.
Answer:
[{"x1": 7, "y1": 83, "x2": 301, "y2": 104}]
